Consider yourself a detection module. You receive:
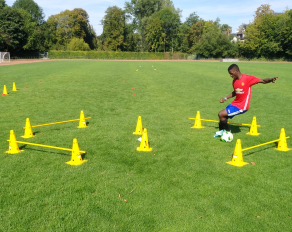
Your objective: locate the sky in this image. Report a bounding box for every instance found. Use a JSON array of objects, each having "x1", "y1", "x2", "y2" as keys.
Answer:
[{"x1": 6, "y1": 0, "x2": 291, "y2": 35}]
